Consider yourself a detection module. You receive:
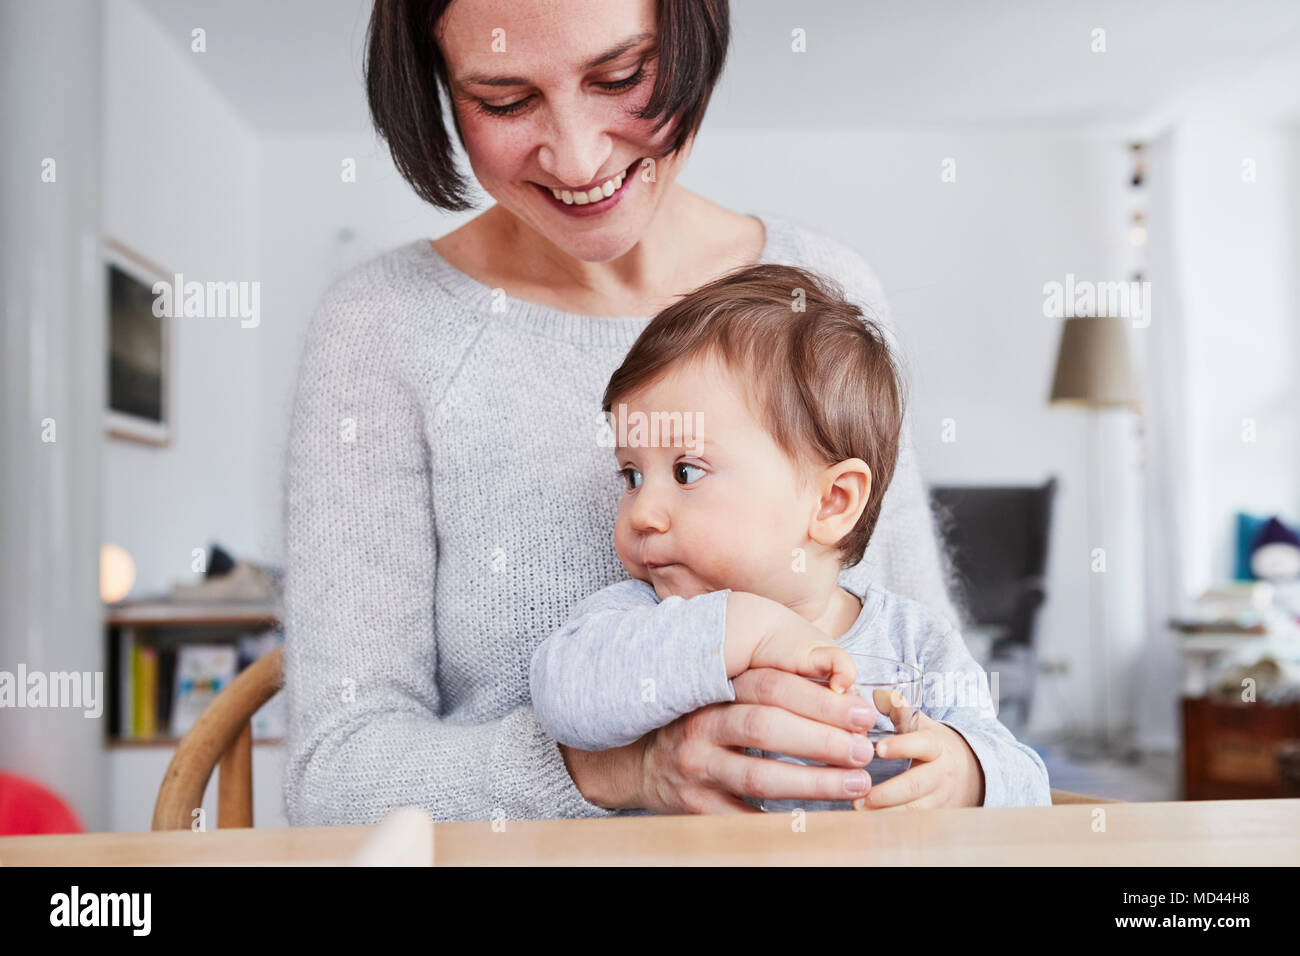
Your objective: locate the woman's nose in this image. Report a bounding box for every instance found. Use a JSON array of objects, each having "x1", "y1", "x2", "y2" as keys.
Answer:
[{"x1": 536, "y1": 102, "x2": 612, "y2": 188}]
